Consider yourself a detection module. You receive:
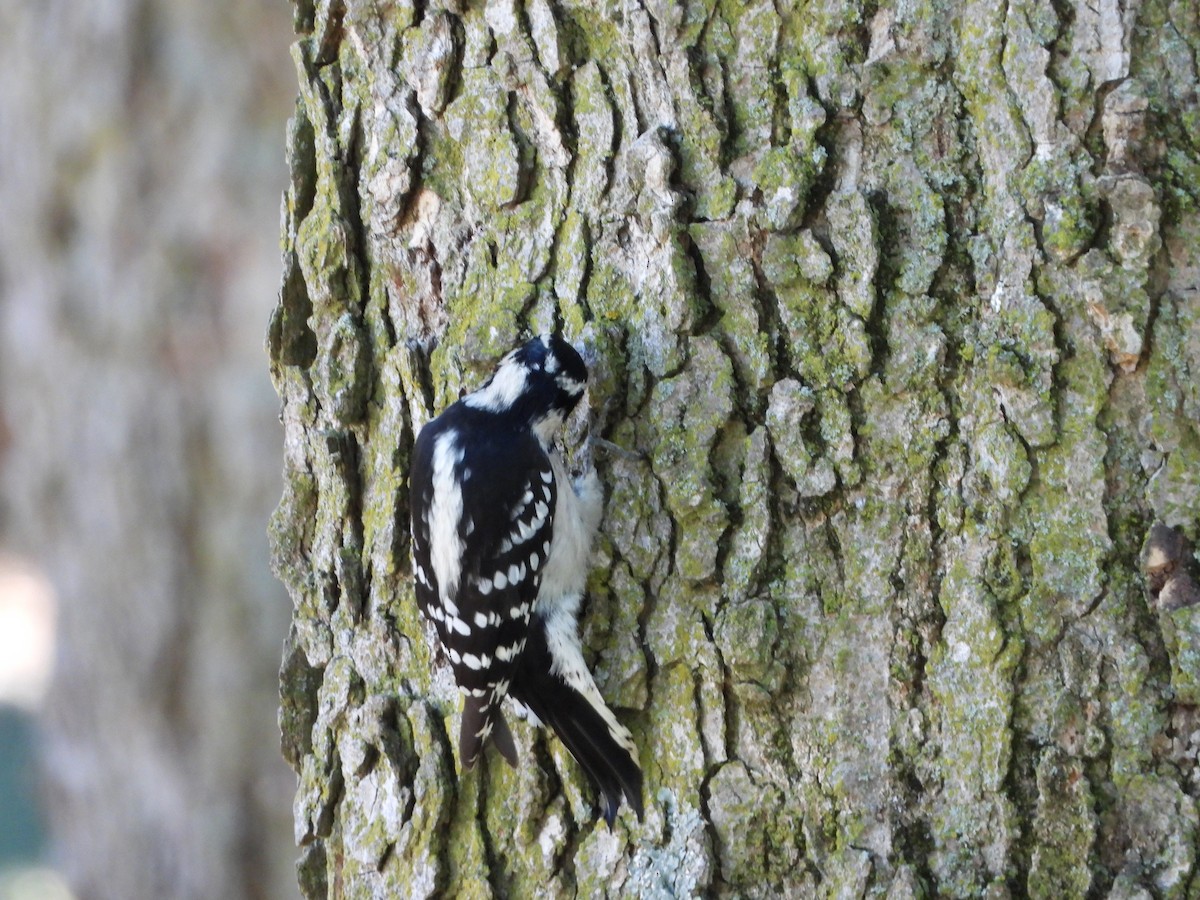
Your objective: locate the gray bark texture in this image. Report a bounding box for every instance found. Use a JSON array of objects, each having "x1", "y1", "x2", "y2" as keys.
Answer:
[
  {"x1": 0, "y1": 1, "x2": 297, "y2": 897},
  {"x1": 269, "y1": 0, "x2": 1200, "y2": 896}
]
